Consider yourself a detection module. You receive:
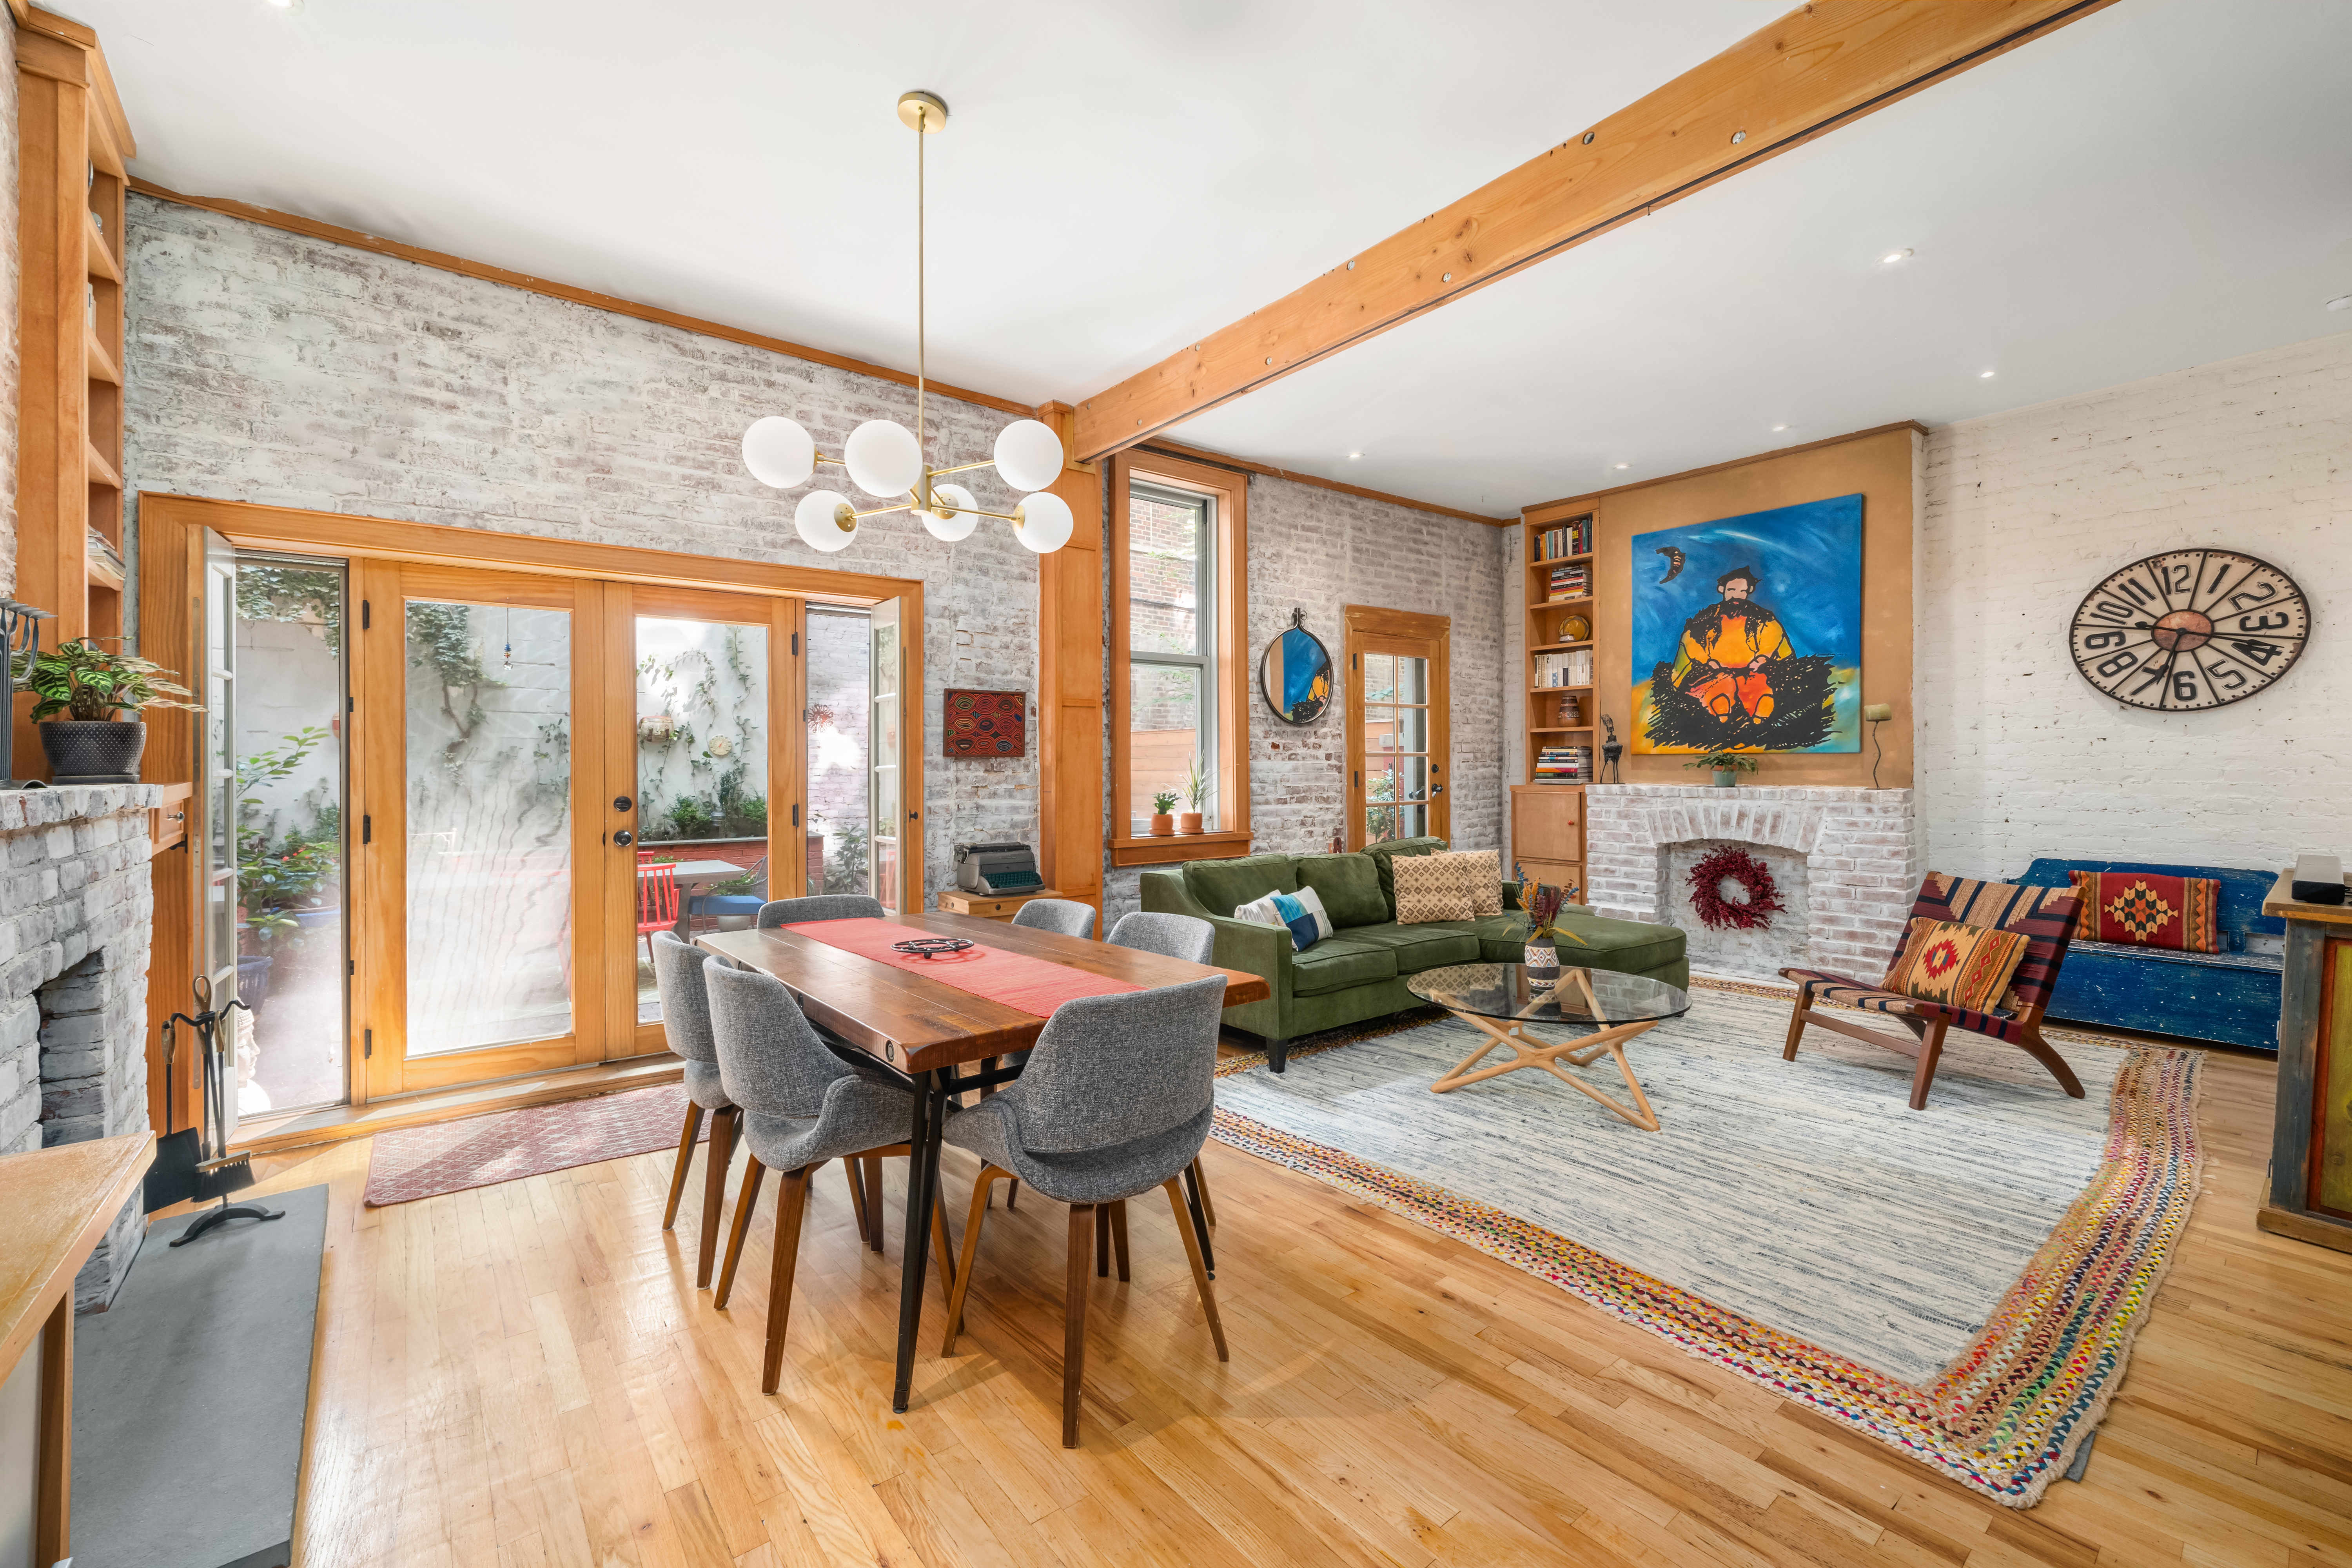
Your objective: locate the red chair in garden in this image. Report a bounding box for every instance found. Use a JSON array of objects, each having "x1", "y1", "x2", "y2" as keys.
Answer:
[
  {"x1": 1778, "y1": 872, "x2": 2087, "y2": 1111},
  {"x1": 636, "y1": 862, "x2": 680, "y2": 964}
]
